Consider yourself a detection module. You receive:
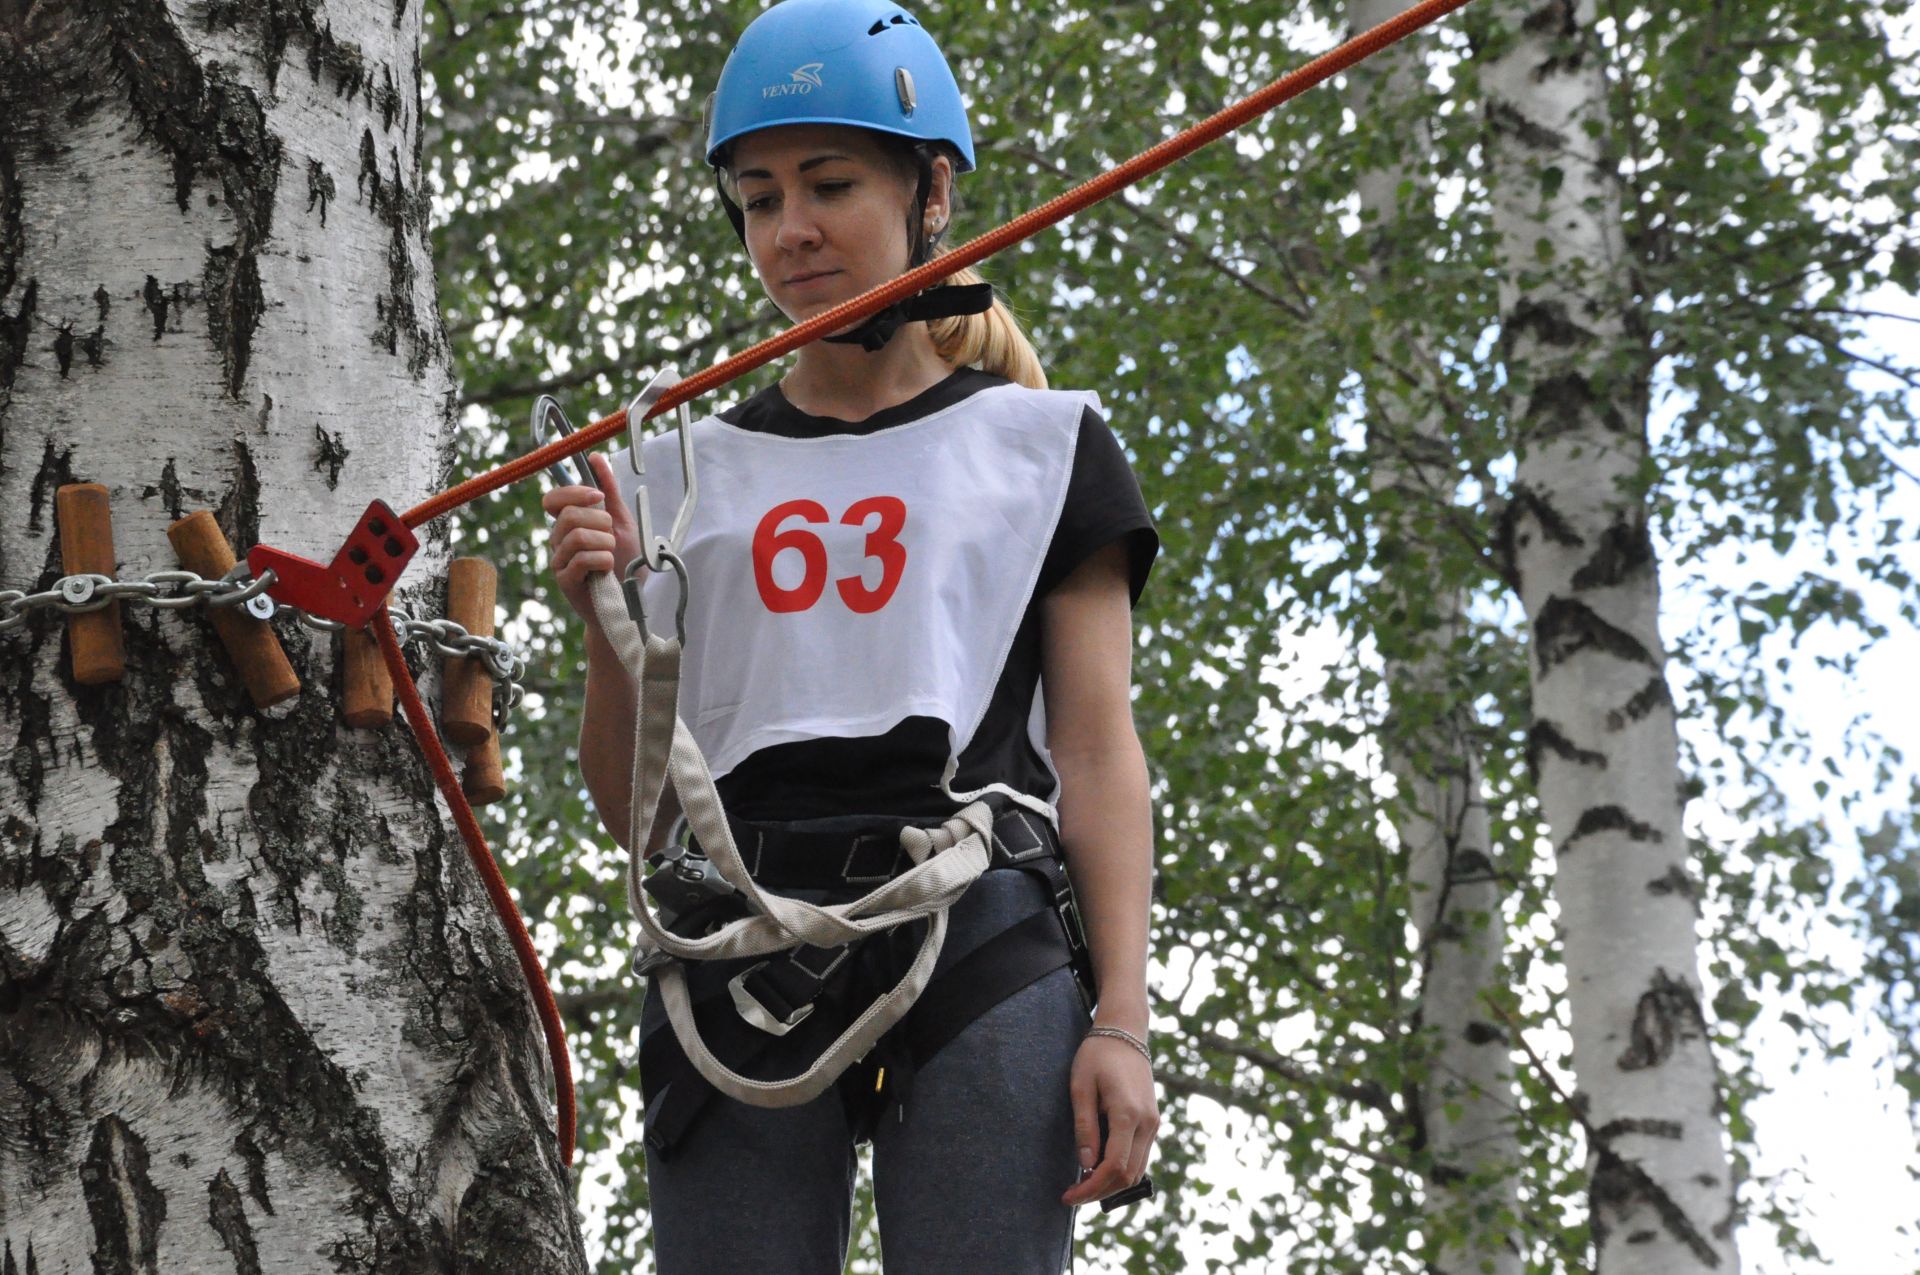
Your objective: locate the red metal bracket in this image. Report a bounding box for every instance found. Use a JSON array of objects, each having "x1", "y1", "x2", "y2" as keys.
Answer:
[{"x1": 248, "y1": 500, "x2": 419, "y2": 628}]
